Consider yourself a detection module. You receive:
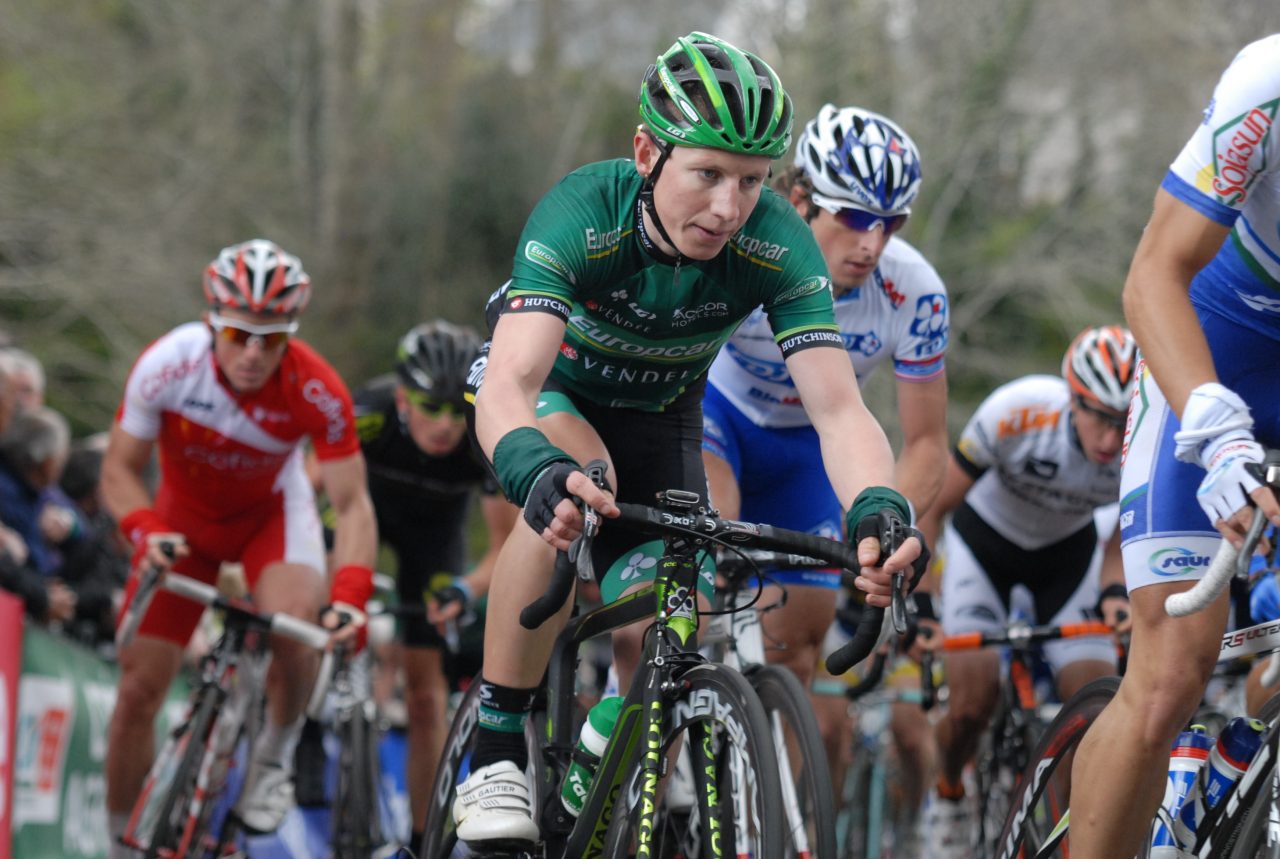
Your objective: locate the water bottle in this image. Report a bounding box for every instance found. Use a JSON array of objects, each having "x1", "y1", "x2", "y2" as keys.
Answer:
[
  {"x1": 1150, "y1": 725, "x2": 1212, "y2": 857},
  {"x1": 1172, "y1": 716, "x2": 1266, "y2": 847},
  {"x1": 560, "y1": 696, "x2": 623, "y2": 817}
]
